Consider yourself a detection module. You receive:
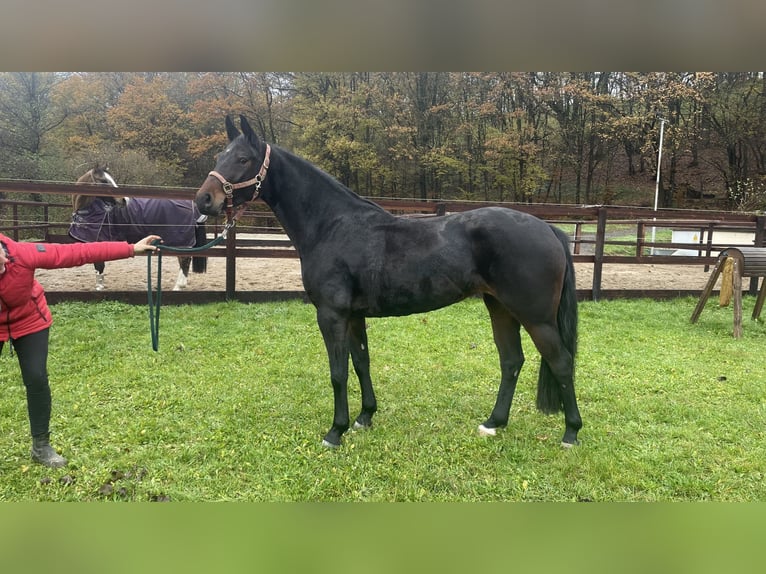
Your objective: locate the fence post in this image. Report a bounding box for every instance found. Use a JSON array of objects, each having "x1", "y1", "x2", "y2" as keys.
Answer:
[
  {"x1": 750, "y1": 215, "x2": 765, "y2": 294},
  {"x1": 573, "y1": 222, "x2": 582, "y2": 255},
  {"x1": 703, "y1": 222, "x2": 715, "y2": 272},
  {"x1": 12, "y1": 204, "x2": 18, "y2": 241},
  {"x1": 592, "y1": 207, "x2": 607, "y2": 301},
  {"x1": 225, "y1": 226, "x2": 237, "y2": 301}
]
